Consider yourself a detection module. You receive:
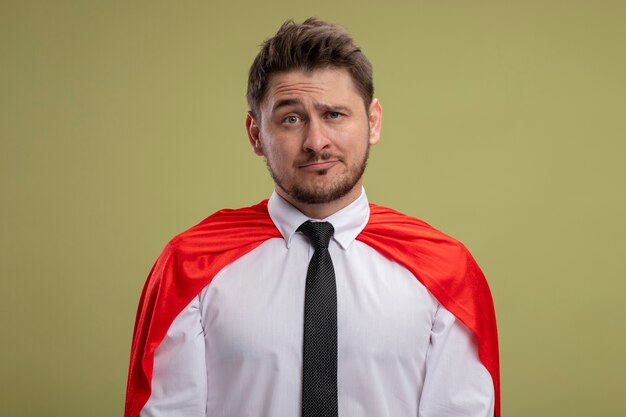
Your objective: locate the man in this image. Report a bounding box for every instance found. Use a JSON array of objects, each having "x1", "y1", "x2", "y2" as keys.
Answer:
[{"x1": 125, "y1": 18, "x2": 499, "y2": 417}]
